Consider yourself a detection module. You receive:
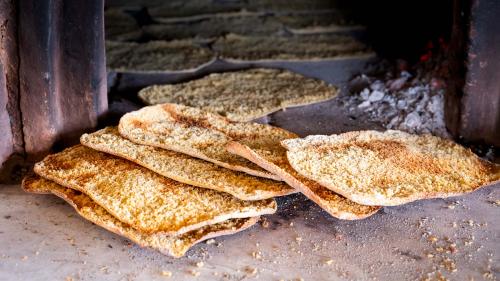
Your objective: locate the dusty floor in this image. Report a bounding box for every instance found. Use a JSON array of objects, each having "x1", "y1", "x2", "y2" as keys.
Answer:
[
  {"x1": 1, "y1": 97, "x2": 499, "y2": 280},
  {"x1": 1, "y1": 181, "x2": 498, "y2": 281}
]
